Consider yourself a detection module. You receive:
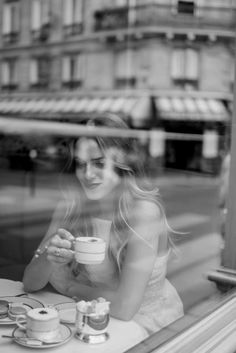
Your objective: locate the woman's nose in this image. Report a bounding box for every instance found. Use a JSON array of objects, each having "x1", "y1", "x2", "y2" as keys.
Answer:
[{"x1": 85, "y1": 163, "x2": 95, "y2": 179}]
